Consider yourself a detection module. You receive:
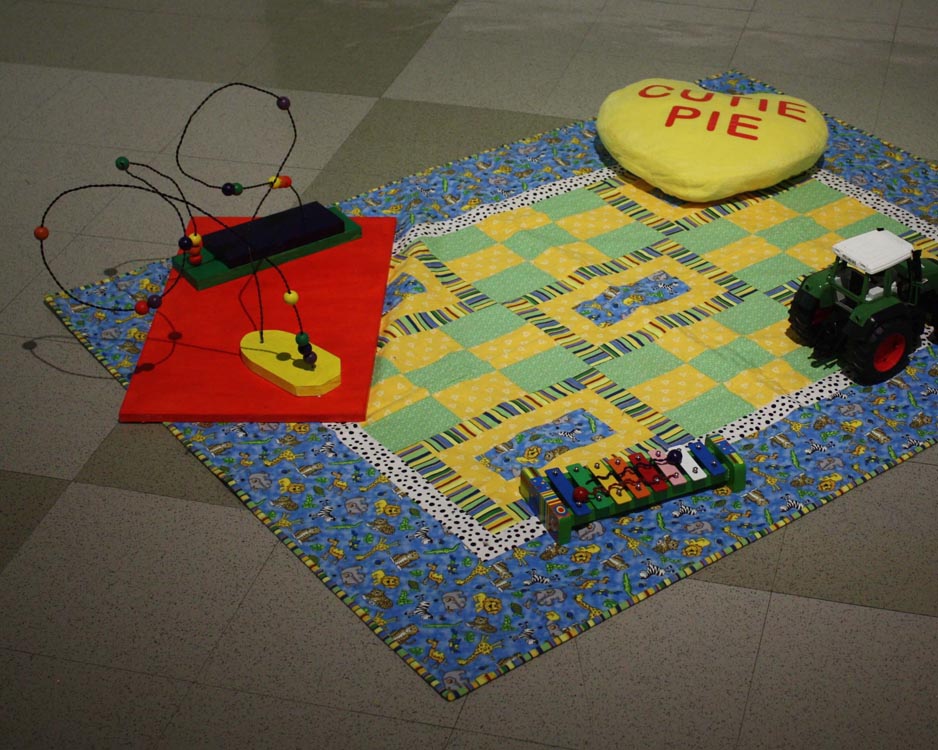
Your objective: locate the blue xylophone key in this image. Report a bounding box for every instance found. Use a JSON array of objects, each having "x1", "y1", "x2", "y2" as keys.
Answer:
[
  {"x1": 687, "y1": 440, "x2": 726, "y2": 481},
  {"x1": 545, "y1": 467, "x2": 591, "y2": 518}
]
